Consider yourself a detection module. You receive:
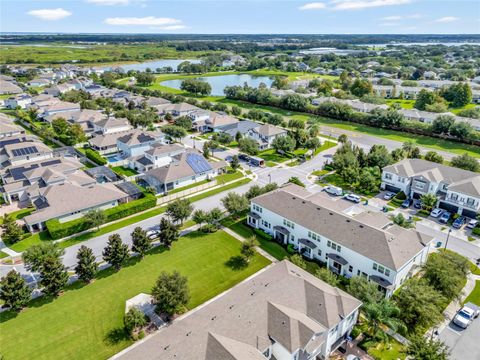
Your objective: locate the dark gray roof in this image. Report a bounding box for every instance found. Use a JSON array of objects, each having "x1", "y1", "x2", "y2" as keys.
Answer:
[
  {"x1": 115, "y1": 182, "x2": 142, "y2": 196},
  {"x1": 217, "y1": 120, "x2": 259, "y2": 137},
  {"x1": 85, "y1": 166, "x2": 118, "y2": 182}
]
